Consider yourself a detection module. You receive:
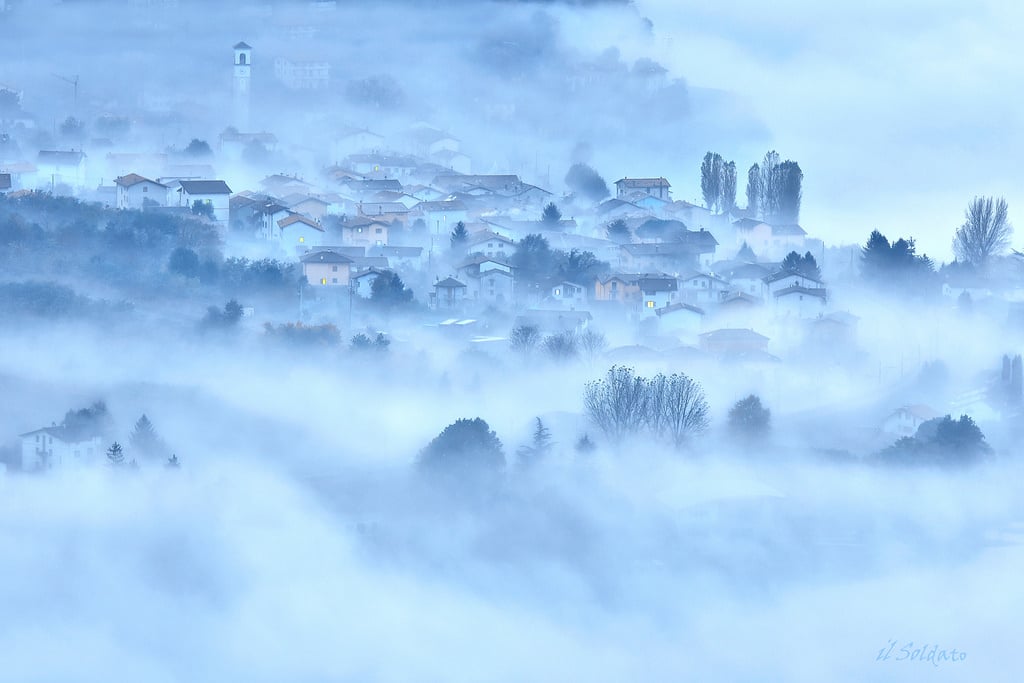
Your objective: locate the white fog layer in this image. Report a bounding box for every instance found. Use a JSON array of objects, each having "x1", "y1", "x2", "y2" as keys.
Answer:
[{"x1": 0, "y1": 1, "x2": 1020, "y2": 681}]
